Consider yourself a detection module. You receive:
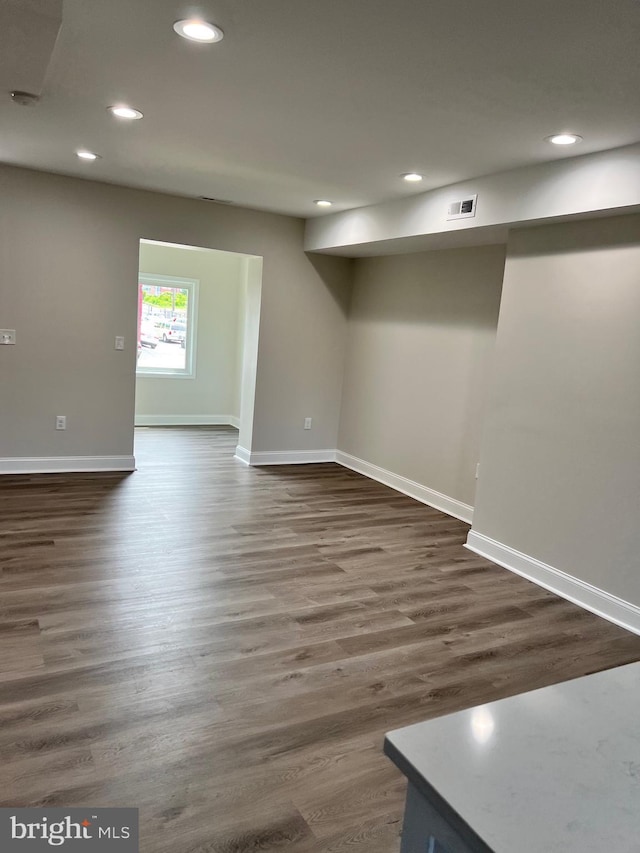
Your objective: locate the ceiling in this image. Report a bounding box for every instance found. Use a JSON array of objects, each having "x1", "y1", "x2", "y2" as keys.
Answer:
[{"x1": 1, "y1": 0, "x2": 639, "y2": 218}]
